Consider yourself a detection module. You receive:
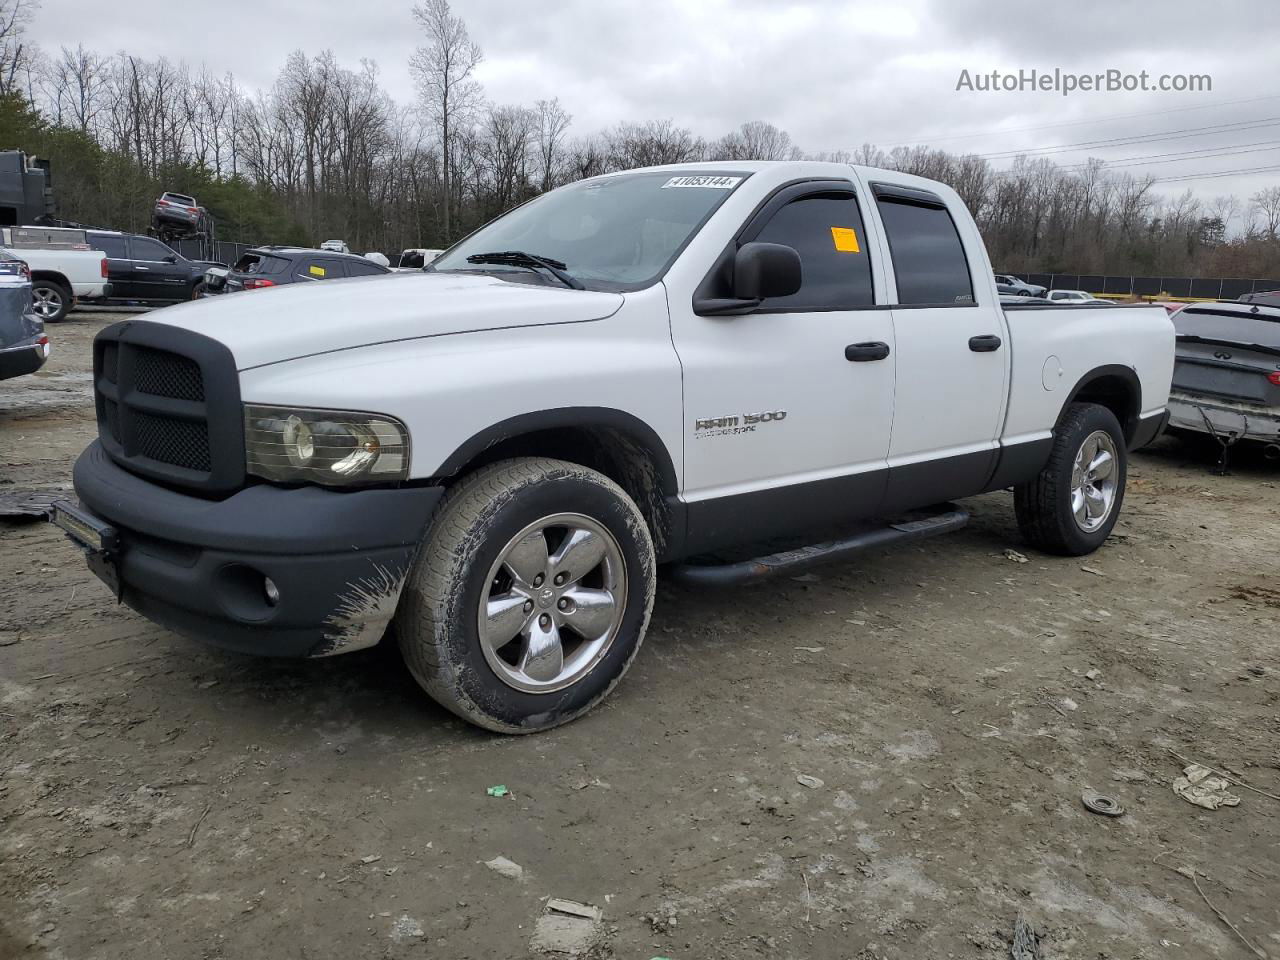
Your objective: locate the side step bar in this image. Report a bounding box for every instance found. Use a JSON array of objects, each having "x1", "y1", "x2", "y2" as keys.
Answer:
[{"x1": 670, "y1": 506, "x2": 969, "y2": 586}]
